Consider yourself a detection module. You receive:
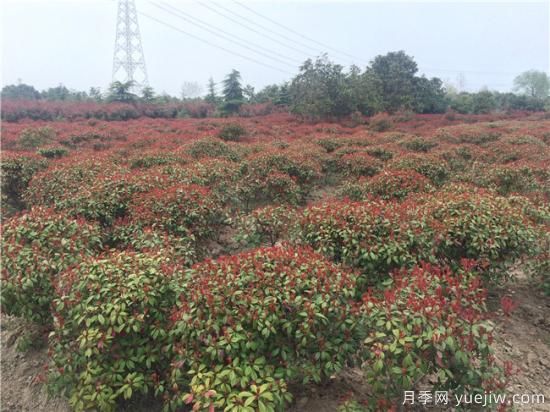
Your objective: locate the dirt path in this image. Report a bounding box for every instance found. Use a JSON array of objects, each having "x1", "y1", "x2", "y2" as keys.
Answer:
[
  {"x1": 1, "y1": 275, "x2": 549, "y2": 411},
  {"x1": 0, "y1": 317, "x2": 70, "y2": 412},
  {"x1": 490, "y1": 276, "x2": 550, "y2": 411}
]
